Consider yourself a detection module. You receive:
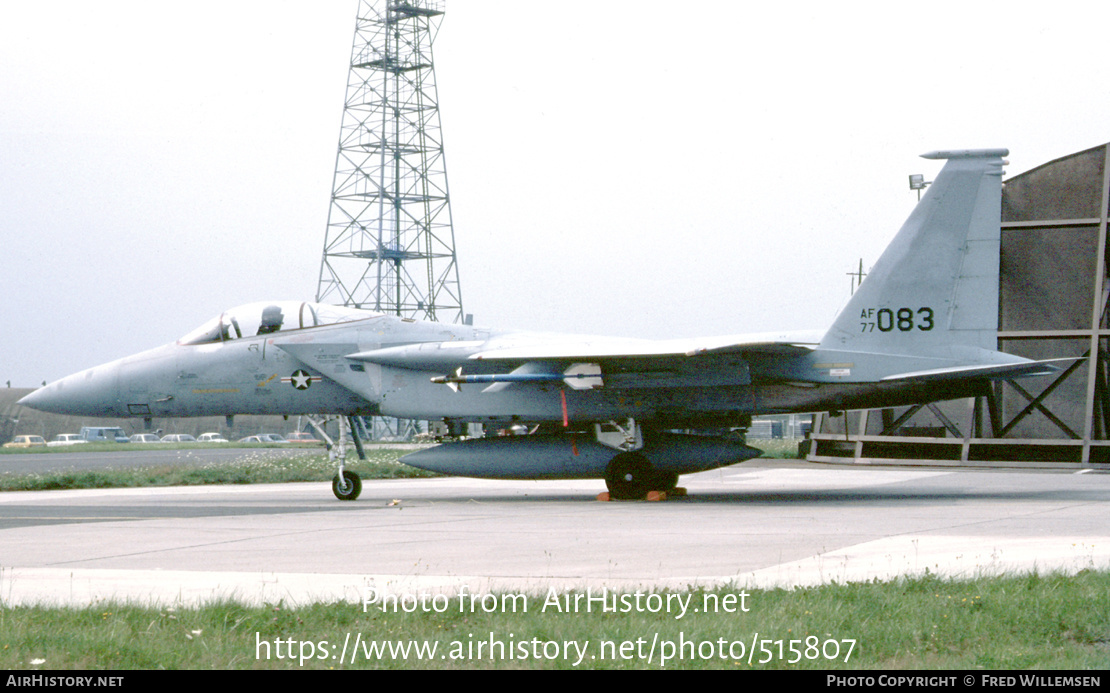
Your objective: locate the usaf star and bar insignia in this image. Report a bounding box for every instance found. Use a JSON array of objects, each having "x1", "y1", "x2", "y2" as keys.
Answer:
[{"x1": 281, "y1": 369, "x2": 322, "y2": 390}]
